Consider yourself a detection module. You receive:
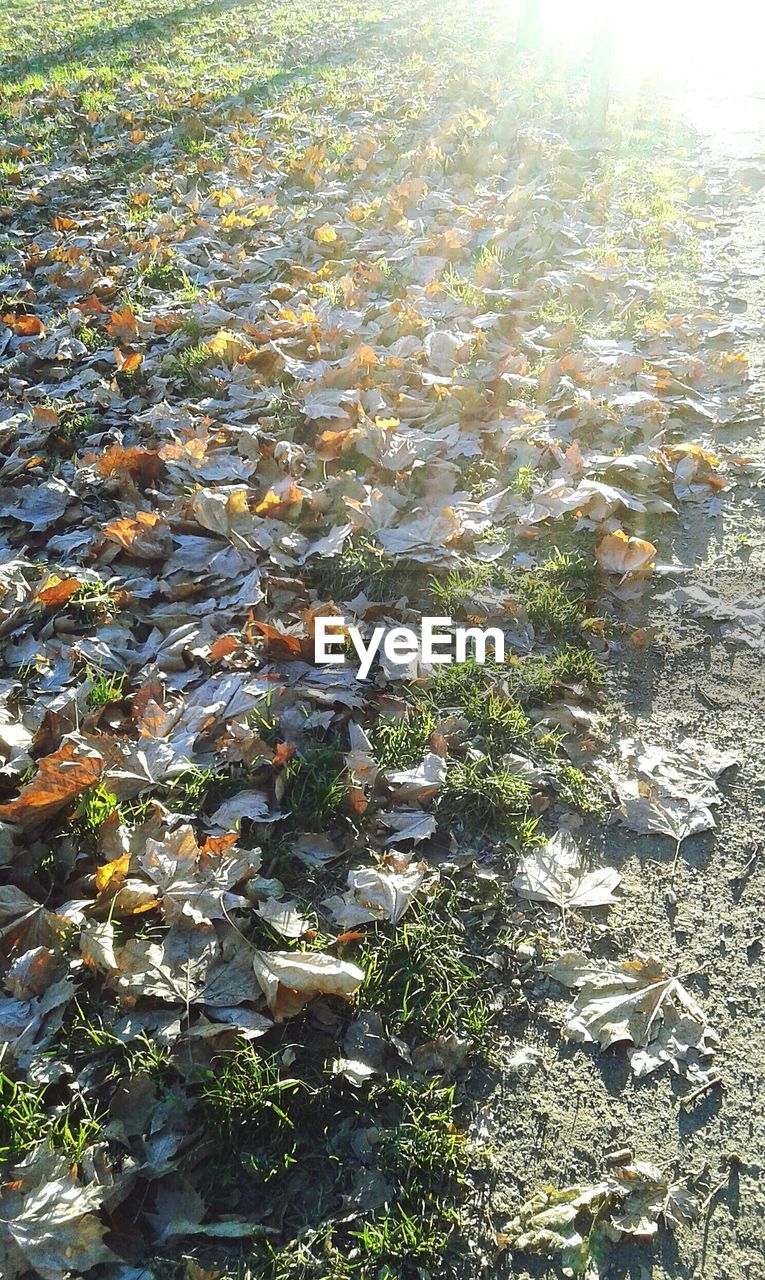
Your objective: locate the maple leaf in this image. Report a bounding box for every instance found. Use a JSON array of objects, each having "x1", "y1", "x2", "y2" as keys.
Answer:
[
  {"x1": 106, "y1": 304, "x2": 139, "y2": 343},
  {"x1": 513, "y1": 831, "x2": 621, "y2": 913},
  {"x1": 0, "y1": 741, "x2": 104, "y2": 828},
  {"x1": 1, "y1": 1150, "x2": 115, "y2": 1278},
  {"x1": 545, "y1": 950, "x2": 720, "y2": 1082},
  {"x1": 252, "y1": 949, "x2": 364, "y2": 1020}
]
